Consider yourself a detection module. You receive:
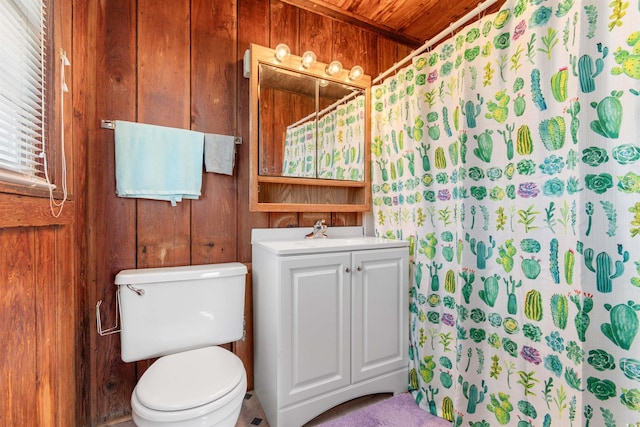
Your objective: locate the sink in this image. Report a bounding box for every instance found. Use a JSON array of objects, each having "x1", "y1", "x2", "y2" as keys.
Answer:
[{"x1": 252, "y1": 233, "x2": 408, "y2": 255}]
